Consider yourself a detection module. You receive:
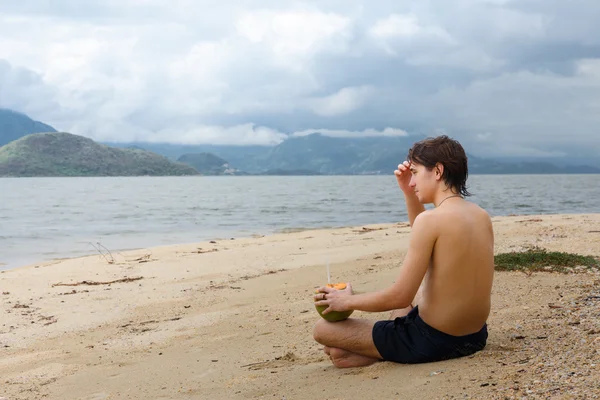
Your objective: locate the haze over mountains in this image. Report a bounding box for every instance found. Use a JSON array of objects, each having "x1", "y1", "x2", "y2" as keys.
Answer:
[
  {"x1": 0, "y1": 108, "x2": 598, "y2": 176},
  {"x1": 0, "y1": 109, "x2": 57, "y2": 142}
]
